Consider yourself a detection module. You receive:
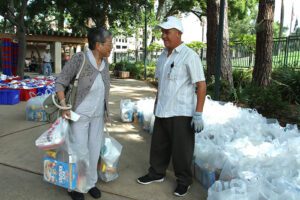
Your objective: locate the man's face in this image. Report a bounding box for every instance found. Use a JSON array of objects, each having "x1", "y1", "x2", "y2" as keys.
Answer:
[{"x1": 161, "y1": 28, "x2": 181, "y2": 49}]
